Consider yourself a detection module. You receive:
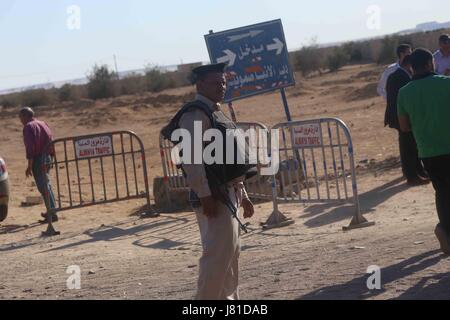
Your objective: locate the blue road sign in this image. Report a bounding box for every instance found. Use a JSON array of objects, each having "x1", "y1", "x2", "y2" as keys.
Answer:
[{"x1": 205, "y1": 19, "x2": 295, "y2": 103}]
